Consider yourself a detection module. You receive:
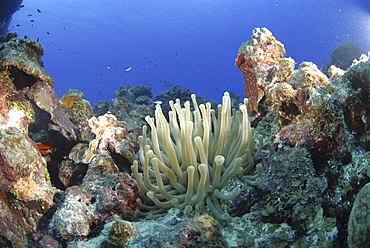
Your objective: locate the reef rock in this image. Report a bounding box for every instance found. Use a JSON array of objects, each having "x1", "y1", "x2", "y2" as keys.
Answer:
[
  {"x1": 83, "y1": 113, "x2": 136, "y2": 166},
  {"x1": 50, "y1": 154, "x2": 140, "y2": 241},
  {"x1": 0, "y1": 35, "x2": 76, "y2": 139},
  {"x1": 236, "y1": 27, "x2": 292, "y2": 114},
  {"x1": 0, "y1": 34, "x2": 81, "y2": 246},
  {"x1": 236, "y1": 28, "x2": 351, "y2": 155},
  {"x1": 0, "y1": 125, "x2": 58, "y2": 247},
  {"x1": 341, "y1": 53, "x2": 370, "y2": 147},
  {"x1": 60, "y1": 89, "x2": 94, "y2": 141}
]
